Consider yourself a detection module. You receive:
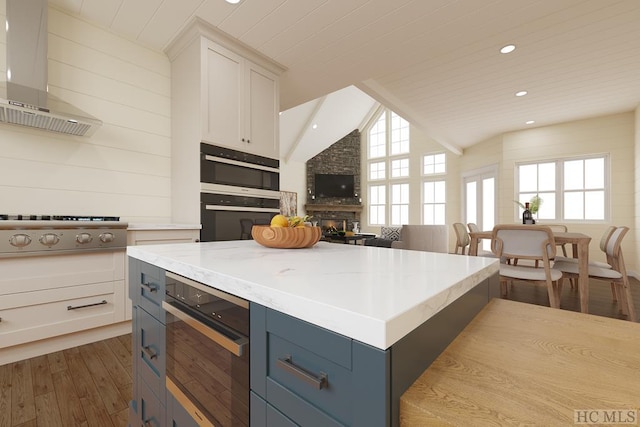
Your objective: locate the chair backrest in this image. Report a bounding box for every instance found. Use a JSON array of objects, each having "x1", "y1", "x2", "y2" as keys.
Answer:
[
  {"x1": 491, "y1": 225, "x2": 556, "y2": 261},
  {"x1": 604, "y1": 226, "x2": 629, "y2": 275},
  {"x1": 467, "y1": 223, "x2": 480, "y2": 233},
  {"x1": 599, "y1": 226, "x2": 616, "y2": 252},
  {"x1": 453, "y1": 223, "x2": 470, "y2": 248},
  {"x1": 546, "y1": 224, "x2": 568, "y2": 233}
]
